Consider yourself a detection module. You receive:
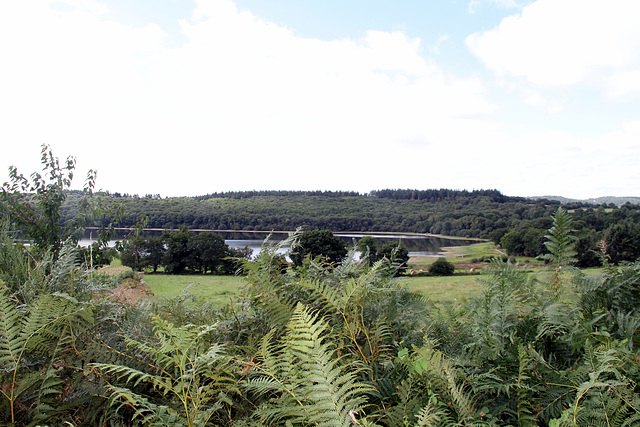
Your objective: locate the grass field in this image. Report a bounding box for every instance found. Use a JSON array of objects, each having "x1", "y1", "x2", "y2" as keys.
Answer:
[
  {"x1": 143, "y1": 272, "x2": 487, "y2": 306},
  {"x1": 399, "y1": 274, "x2": 481, "y2": 303},
  {"x1": 138, "y1": 242, "x2": 577, "y2": 307},
  {"x1": 408, "y1": 242, "x2": 500, "y2": 270},
  {"x1": 142, "y1": 274, "x2": 245, "y2": 307},
  {"x1": 141, "y1": 266, "x2": 601, "y2": 308},
  {"x1": 142, "y1": 269, "x2": 487, "y2": 307}
]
